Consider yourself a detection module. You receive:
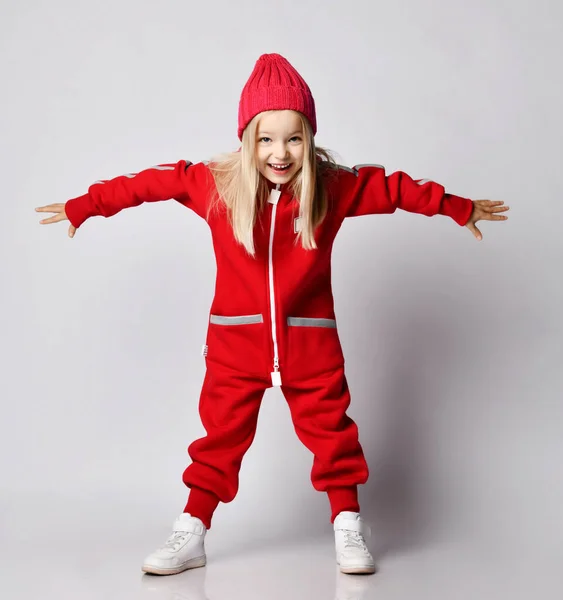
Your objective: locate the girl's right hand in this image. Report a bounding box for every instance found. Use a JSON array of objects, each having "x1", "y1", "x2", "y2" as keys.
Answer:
[{"x1": 35, "y1": 203, "x2": 77, "y2": 238}]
